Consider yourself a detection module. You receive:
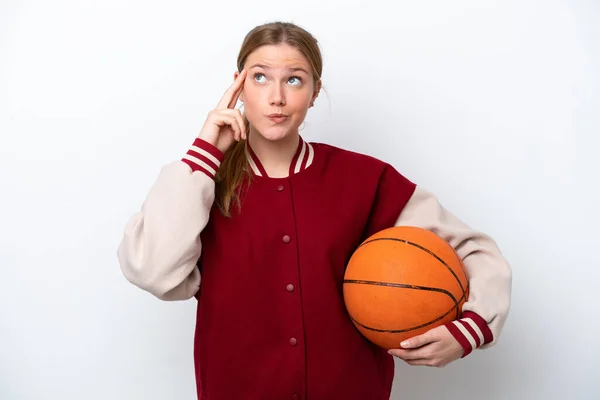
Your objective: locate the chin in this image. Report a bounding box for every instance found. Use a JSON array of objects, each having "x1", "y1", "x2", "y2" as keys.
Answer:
[{"x1": 252, "y1": 124, "x2": 297, "y2": 142}]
